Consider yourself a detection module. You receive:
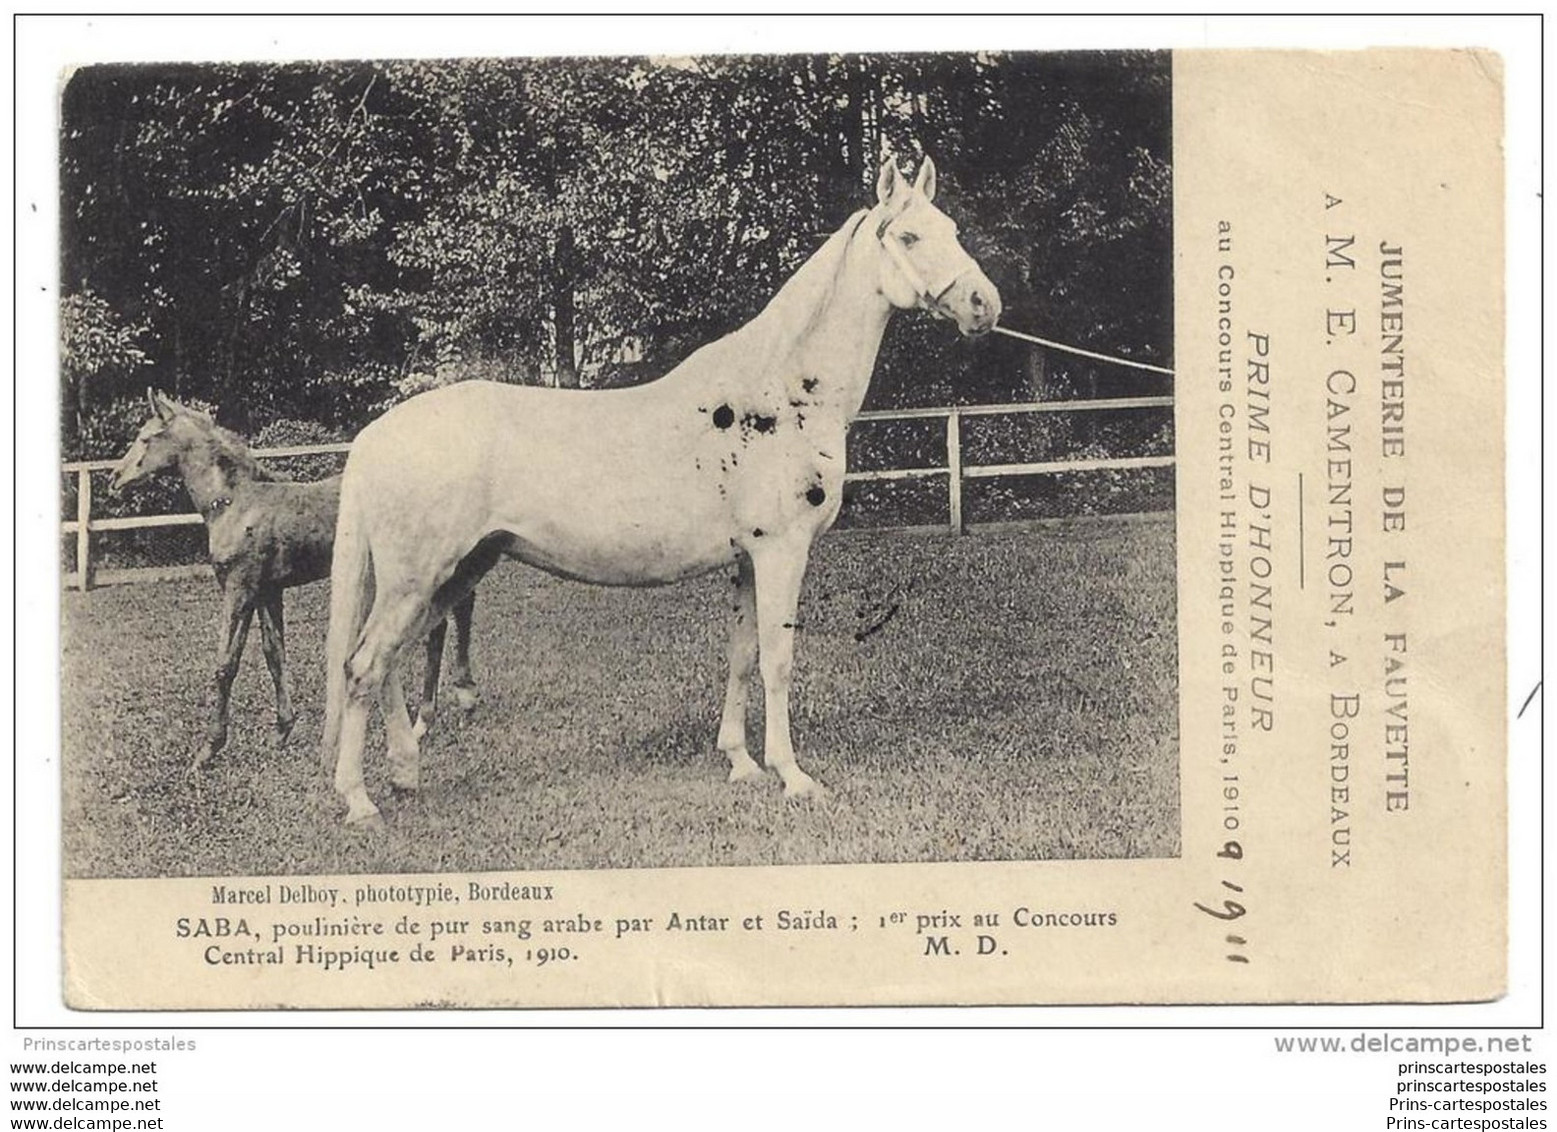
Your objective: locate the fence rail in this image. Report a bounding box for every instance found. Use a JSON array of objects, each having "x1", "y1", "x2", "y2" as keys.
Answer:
[{"x1": 62, "y1": 398, "x2": 1173, "y2": 590}]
